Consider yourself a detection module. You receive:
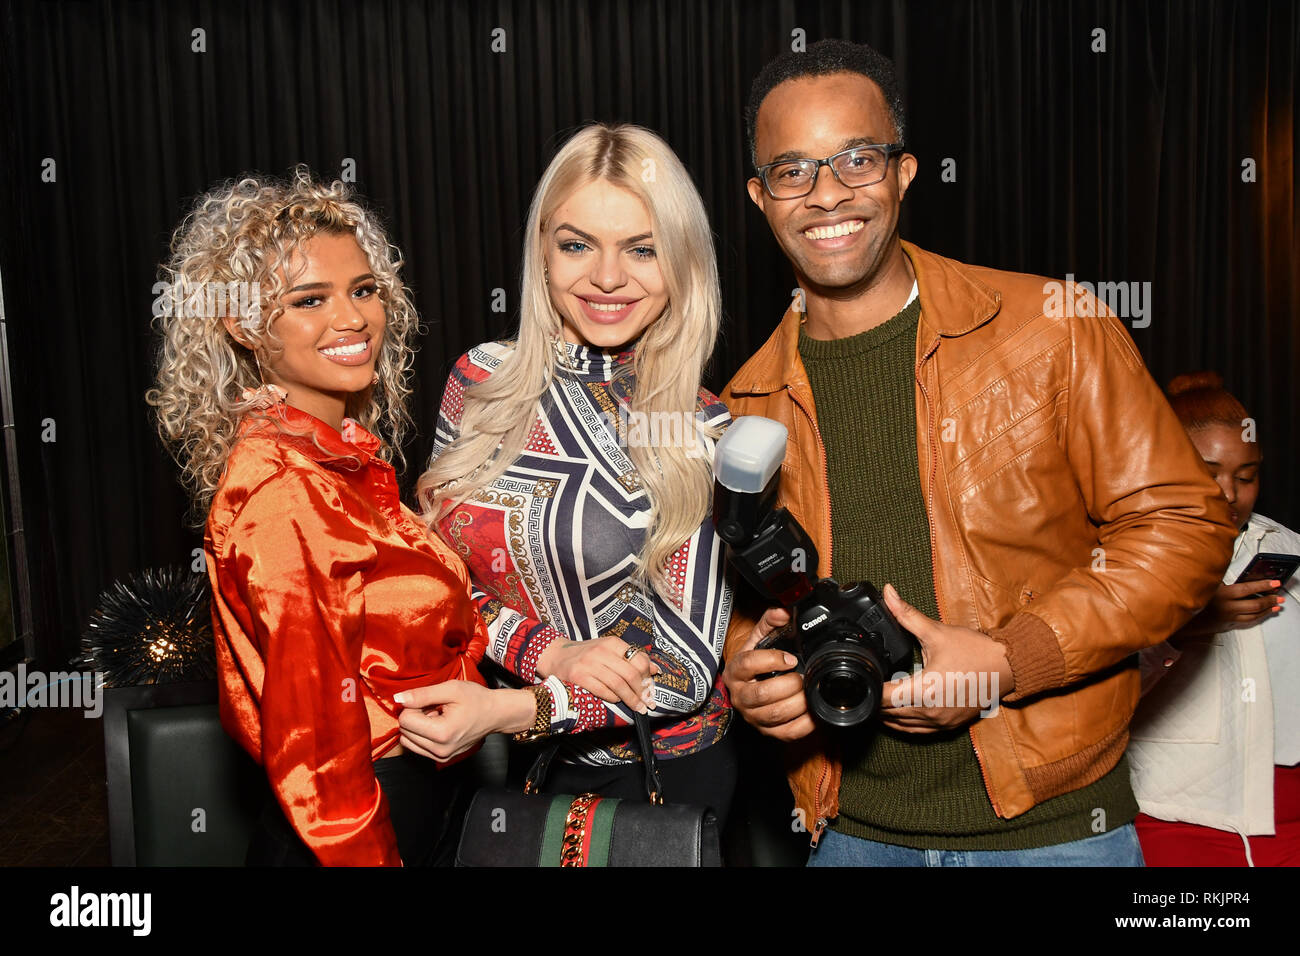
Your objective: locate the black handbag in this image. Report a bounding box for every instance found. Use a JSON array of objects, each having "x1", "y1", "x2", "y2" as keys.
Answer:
[{"x1": 455, "y1": 713, "x2": 721, "y2": 866}]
